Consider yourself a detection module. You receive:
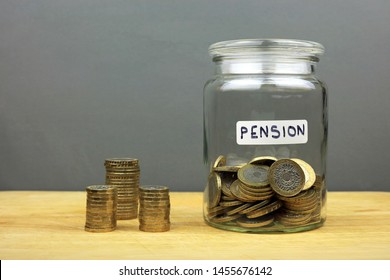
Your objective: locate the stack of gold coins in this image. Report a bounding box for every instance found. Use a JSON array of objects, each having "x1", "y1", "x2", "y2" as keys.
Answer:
[
  {"x1": 85, "y1": 185, "x2": 117, "y2": 232},
  {"x1": 138, "y1": 185, "x2": 170, "y2": 232},
  {"x1": 276, "y1": 188, "x2": 321, "y2": 226},
  {"x1": 104, "y1": 158, "x2": 140, "y2": 220}
]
